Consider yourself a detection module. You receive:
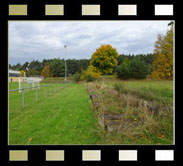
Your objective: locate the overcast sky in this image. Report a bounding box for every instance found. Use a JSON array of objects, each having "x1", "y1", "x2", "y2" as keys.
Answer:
[{"x1": 9, "y1": 21, "x2": 170, "y2": 65}]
